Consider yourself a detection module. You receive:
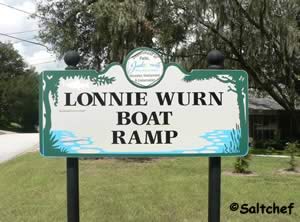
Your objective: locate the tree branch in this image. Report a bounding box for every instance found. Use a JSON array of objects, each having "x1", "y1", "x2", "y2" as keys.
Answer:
[
  {"x1": 228, "y1": 85, "x2": 237, "y2": 93},
  {"x1": 232, "y1": 0, "x2": 284, "y2": 60},
  {"x1": 216, "y1": 76, "x2": 235, "y2": 84},
  {"x1": 195, "y1": 16, "x2": 295, "y2": 111}
]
